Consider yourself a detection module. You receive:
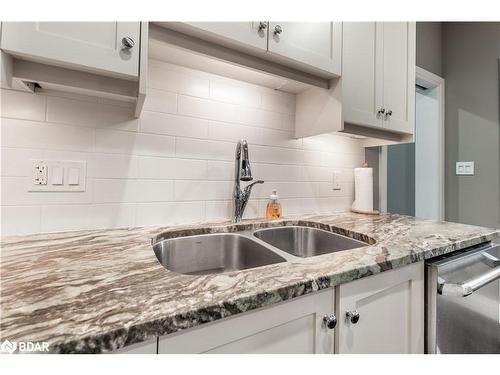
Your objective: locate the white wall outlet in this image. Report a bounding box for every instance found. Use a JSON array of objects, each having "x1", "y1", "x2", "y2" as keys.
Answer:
[
  {"x1": 456, "y1": 161, "x2": 474, "y2": 175},
  {"x1": 32, "y1": 161, "x2": 48, "y2": 185},
  {"x1": 28, "y1": 160, "x2": 86, "y2": 192},
  {"x1": 332, "y1": 171, "x2": 341, "y2": 191}
]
